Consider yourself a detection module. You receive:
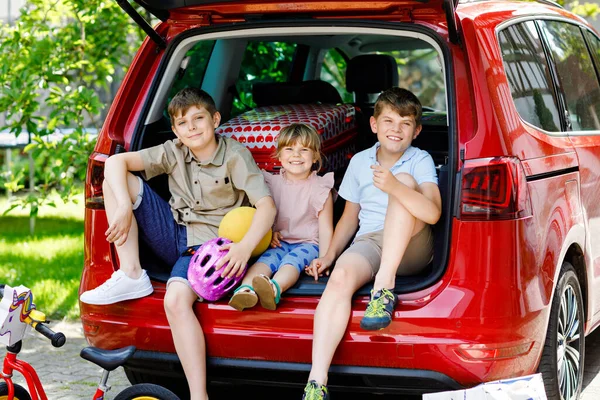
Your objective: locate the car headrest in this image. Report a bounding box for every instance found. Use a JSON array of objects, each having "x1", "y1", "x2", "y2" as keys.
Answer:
[
  {"x1": 346, "y1": 54, "x2": 399, "y2": 98},
  {"x1": 252, "y1": 80, "x2": 343, "y2": 107}
]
